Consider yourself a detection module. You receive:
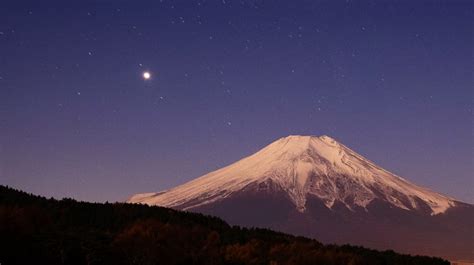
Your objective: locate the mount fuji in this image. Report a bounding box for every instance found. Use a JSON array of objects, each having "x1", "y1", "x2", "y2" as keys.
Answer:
[{"x1": 129, "y1": 135, "x2": 473, "y2": 260}]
